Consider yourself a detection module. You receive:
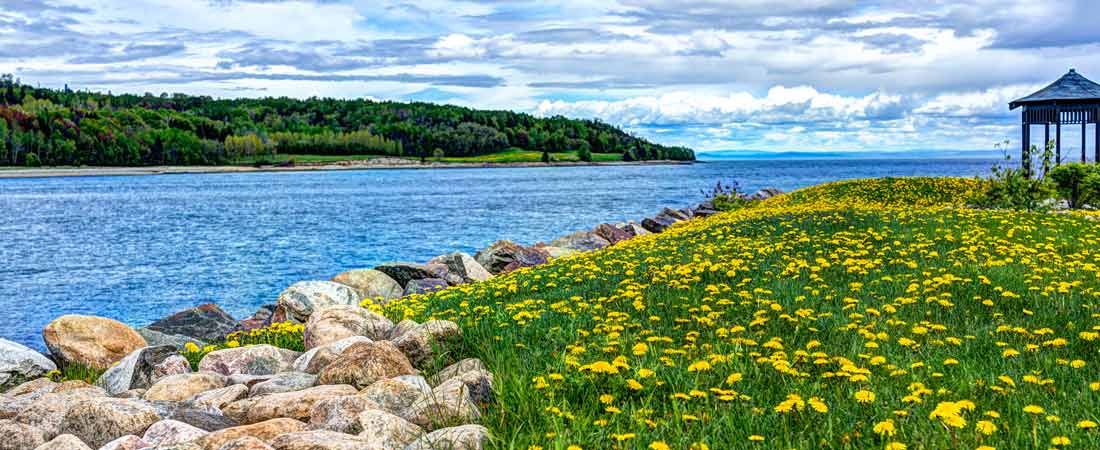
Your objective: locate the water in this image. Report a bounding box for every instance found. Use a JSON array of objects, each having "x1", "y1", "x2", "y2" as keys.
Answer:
[{"x1": 0, "y1": 158, "x2": 997, "y2": 348}]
